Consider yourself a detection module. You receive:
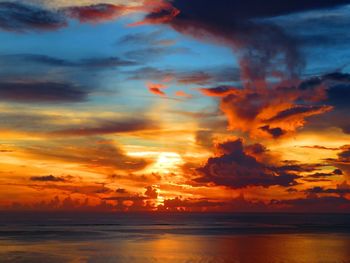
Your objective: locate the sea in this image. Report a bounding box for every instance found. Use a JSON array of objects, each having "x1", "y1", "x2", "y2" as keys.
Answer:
[{"x1": 0, "y1": 212, "x2": 350, "y2": 263}]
